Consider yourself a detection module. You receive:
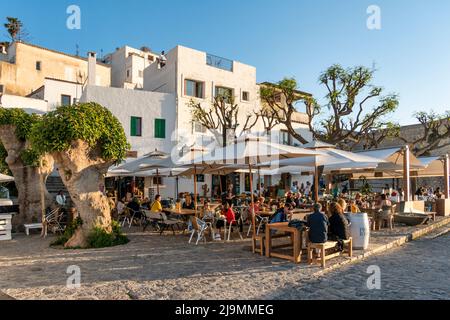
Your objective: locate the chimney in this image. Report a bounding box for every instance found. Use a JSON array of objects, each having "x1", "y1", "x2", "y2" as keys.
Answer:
[{"x1": 87, "y1": 52, "x2": 97, "y2": 86}]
